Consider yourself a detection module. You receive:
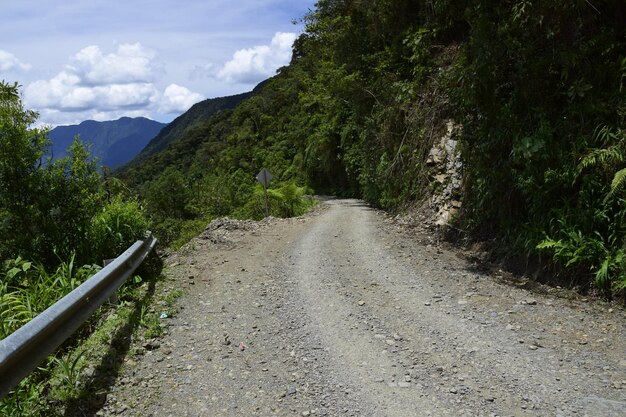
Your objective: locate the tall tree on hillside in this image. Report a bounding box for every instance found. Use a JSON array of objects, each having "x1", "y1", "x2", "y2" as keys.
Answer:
[
  {"x1": 0, "y1": 81, "x2": 103, "y2": 266},
  {"x1": 0, "y1": 81, "x2": 49, "y2": 261}
]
